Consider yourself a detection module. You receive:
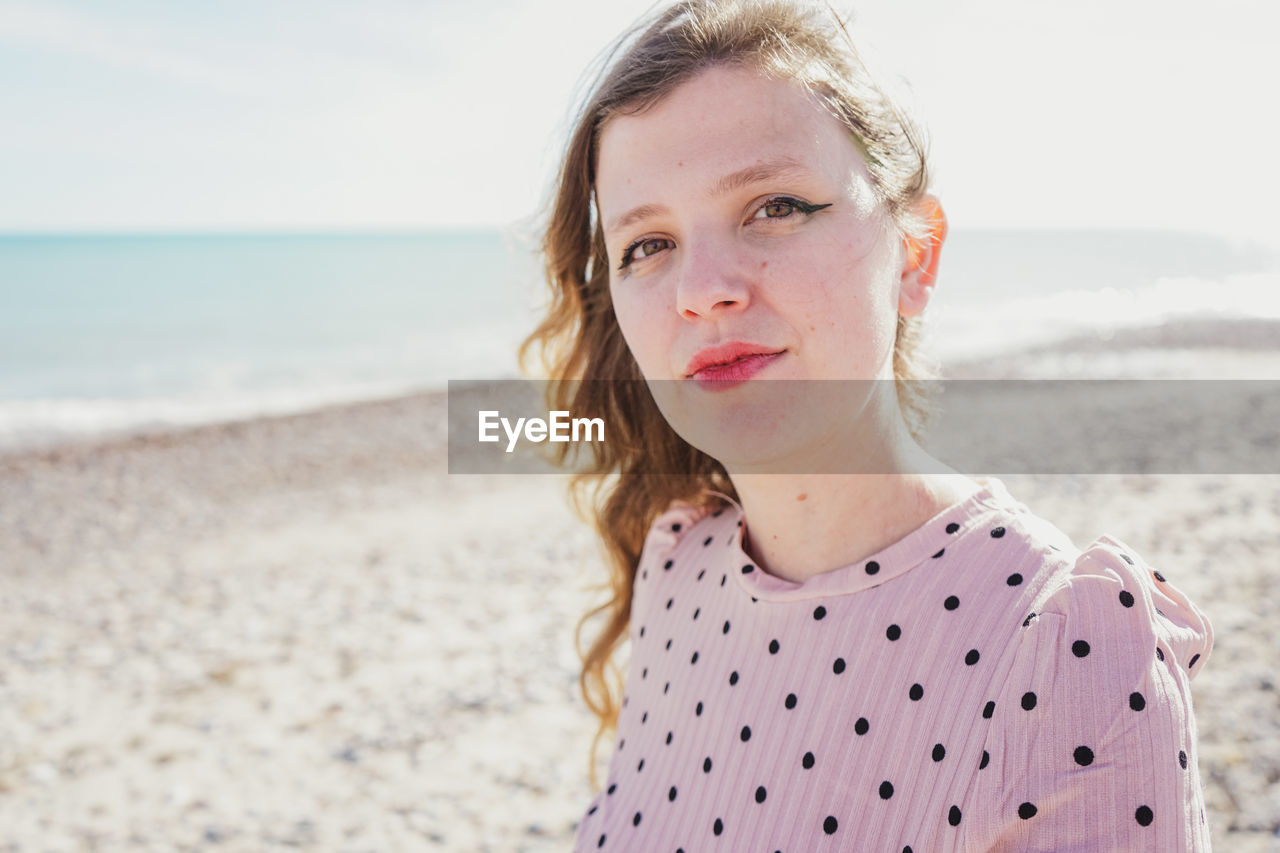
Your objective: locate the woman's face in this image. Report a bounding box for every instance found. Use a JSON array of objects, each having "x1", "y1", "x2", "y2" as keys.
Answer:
[{"x1": 595, "y1": 64, "x2": 935, "y2": 470}]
